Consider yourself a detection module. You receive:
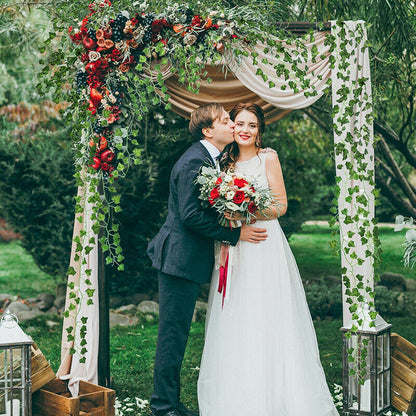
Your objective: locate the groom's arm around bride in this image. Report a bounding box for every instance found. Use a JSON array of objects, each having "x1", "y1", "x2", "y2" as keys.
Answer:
[{"x1": 146, "y1": 103, "x2": 267, "y2": 416}]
